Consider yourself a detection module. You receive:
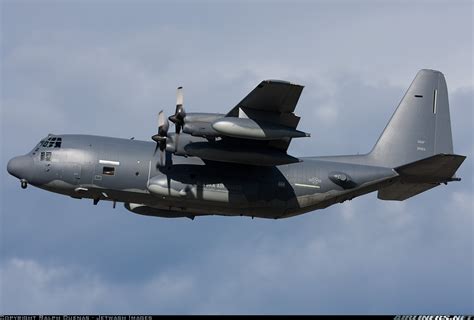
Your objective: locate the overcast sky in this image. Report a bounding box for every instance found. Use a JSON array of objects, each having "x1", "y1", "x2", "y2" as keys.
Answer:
[{"x1": 1, "y1": 0, "x2": 473, "y2": 315}]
